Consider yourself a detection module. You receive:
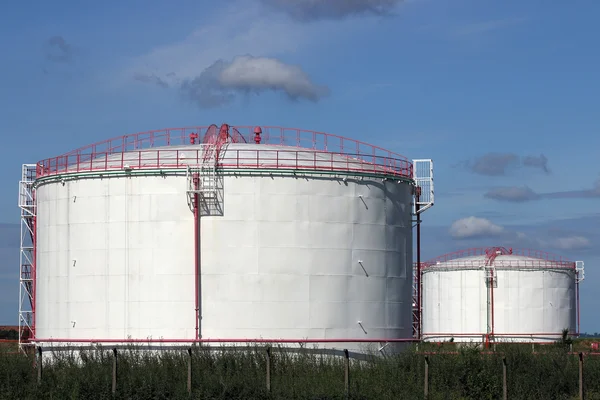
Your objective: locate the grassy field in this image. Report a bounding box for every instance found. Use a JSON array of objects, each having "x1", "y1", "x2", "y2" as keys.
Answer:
[{"x1": 1, "y1": 340, "x2": 600, "y2": 399}]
